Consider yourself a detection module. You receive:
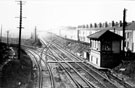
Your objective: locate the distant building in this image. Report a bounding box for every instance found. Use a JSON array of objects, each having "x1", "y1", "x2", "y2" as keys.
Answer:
[
  {"x1": 110, "y1": 21, "x2": 135, "y2": 52},
  {"x1": 58, "y1": 21, "x2": 135, "y2": 52}
]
